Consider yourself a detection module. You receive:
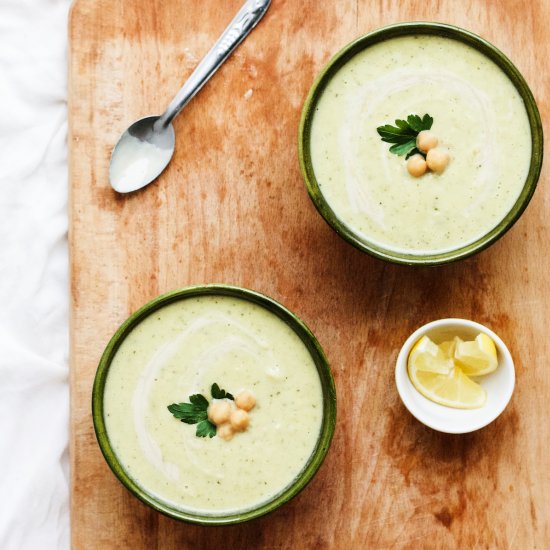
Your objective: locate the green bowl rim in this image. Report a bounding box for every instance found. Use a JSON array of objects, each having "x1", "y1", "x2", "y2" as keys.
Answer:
[
  {"x1": 298, "y1": 21, "x2": 544, "y2": 266},
  {"x1": 92, "y1": 284, "x2": 337, "y2": 525}
]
